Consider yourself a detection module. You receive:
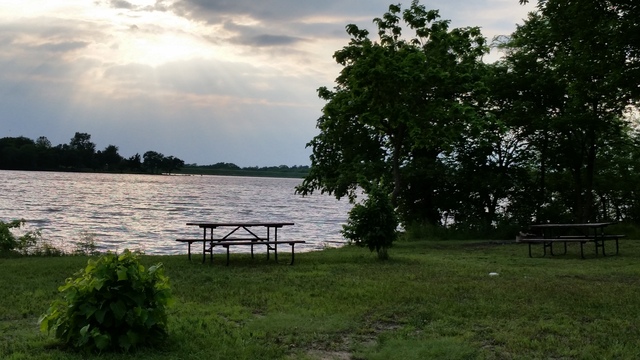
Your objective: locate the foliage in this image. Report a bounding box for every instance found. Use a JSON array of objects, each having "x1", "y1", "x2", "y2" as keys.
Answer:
[
  {"x1": 495, "y1": 0, "x2": 639, "y2": 223},
  {"x1": 342, "y1": 185, "x2": 398, "y2": 259},
  {"x1": 72, "y1": 231, "x2": 101, "y2": 256},
  {"x1": 297, "y1": 0, "x2": 488, "y2": 230},
  {"x1": 403, "y1": 221, "x2": 521, "y2": 241},
  {"x1": 39, "y1": 250, "x2": 173, "y2": 352},
  {"x1": 0, "y1": 219, "x2": 83, "y2": 257},
  {"x1": 0, "y1": 219, "x2": 43, "y2": 254},
  {"x1": 297, "y1": 0, "x2": 640, "y2": 235}
]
